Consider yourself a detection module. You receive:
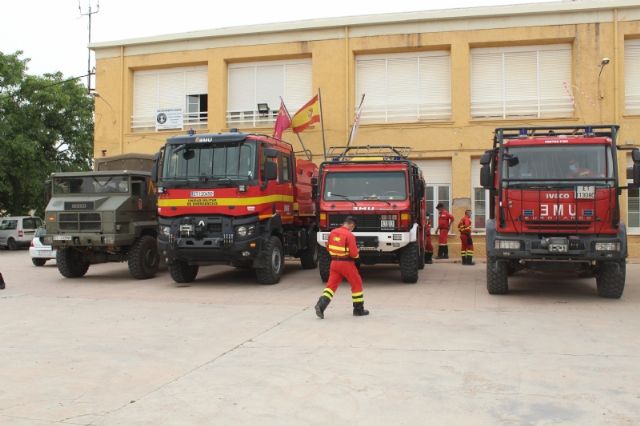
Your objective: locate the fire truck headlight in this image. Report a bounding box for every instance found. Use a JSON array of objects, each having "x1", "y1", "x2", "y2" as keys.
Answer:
[
  {"x1": 595, "y1": 242, "x2": 620, "y2": 252},
  {"x1": 236, "y1": 226, "x2": 248, "y2": 237},
  {"x1": 235, "y1": 225, "x2": 255, "y2": 238},
  {"x1": 495, "y1": 240, "x2": 521, "y2": 250},
  {"x1": 160, "y1": 226, "x2": 171, "y2": 238}
]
